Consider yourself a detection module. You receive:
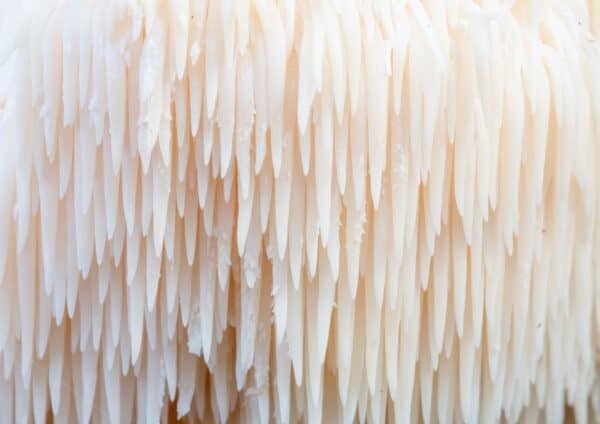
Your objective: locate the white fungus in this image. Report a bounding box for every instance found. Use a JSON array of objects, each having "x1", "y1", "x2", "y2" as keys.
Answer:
[{"x1": 1, "y1": 0, "x2": 600, "y2": 422}]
